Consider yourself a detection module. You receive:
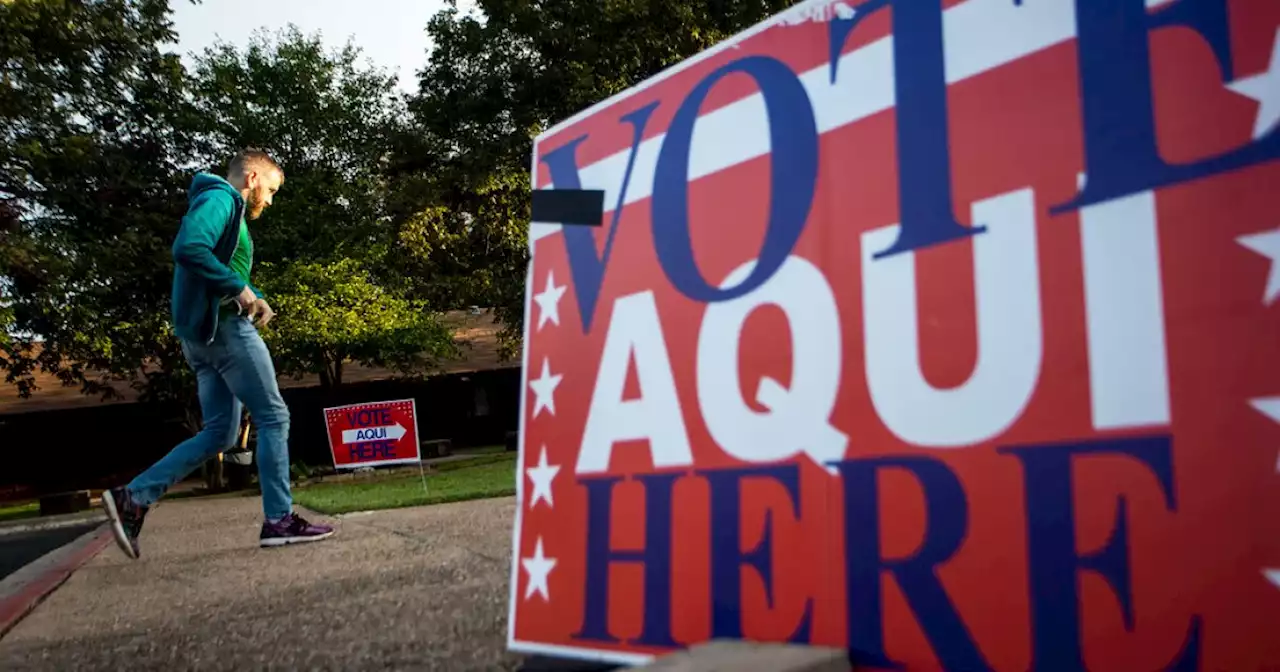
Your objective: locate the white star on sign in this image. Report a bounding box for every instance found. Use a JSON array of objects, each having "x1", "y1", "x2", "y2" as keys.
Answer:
[
  {"x1": 1267, "y1": 569, "x2": 1280, "y2": 590},
  {"x1": 1227, "y1": 28, "x2": 1280, "y2": 140},
  {"x1": 526, "y1": 445, "x2": 561, "y2": 509},
  {"x1": 534, "y1": 270, "x2": 567, "y2": 331},
  {"x1": 1250, "y1": 397, "x2": 1280, "y2": 472},
  {"x1": 528, "y1": 358, "x2": 563, "y2": 418},
  {"x1": 1238, "y1": 228, "x2": 1280, "y2": 305},
  {"x1": 521, "y1": 536, "x2": 557, "y2": 601}
]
